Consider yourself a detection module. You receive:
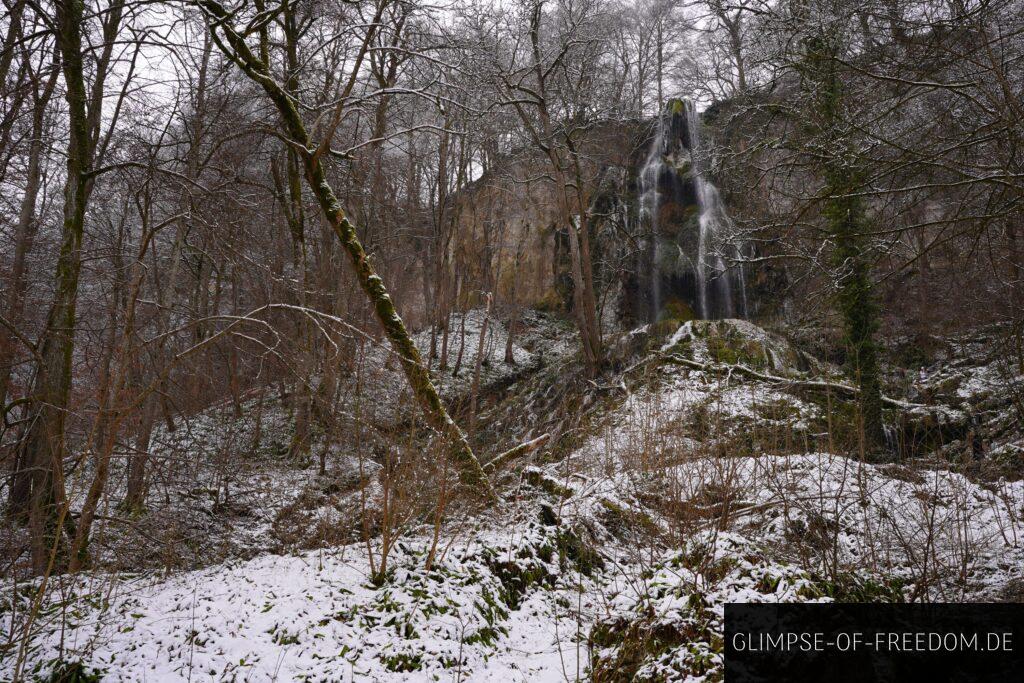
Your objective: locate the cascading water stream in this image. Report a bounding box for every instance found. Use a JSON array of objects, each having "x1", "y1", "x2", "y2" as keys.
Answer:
[
  {"x1": 684, "y1": 101, "x2": 747, "y2": 320},
  {"x1": 639, "y1": 115, "x2": 667, "y2": 323},
  {"x1": 637, "y1": 100, "x2": 749, "y2": 321}
]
